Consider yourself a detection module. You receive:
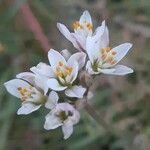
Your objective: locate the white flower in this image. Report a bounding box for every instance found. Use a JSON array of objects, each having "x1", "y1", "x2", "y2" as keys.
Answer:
[
  {"x1": 86, "y1": 23, "x2": 134, "y2": 75},
  {"x1": 47, "y1": 49, "x2": 86, "y2": 98},
  {"x1": 16, "y1": 62, "x2": 55, "y2": 95},
  {"x1": 44, "y1": 102, "x2": 80, "y2": 139},
  {"x1": 4, "y1": 78, "x2": 59, "y2": 115},
  {"x1": 57, "y1": 10, "x2": 105, "y2": 51}
]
